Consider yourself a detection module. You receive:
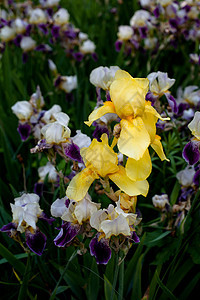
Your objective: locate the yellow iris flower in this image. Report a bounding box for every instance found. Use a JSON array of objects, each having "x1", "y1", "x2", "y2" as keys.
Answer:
[
  {"x1": 66, "y1": 134, "x2": 149, "y2": 201},
  {"x1": 85, "y1": 70, "x2": 169, "y2": 181}
]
